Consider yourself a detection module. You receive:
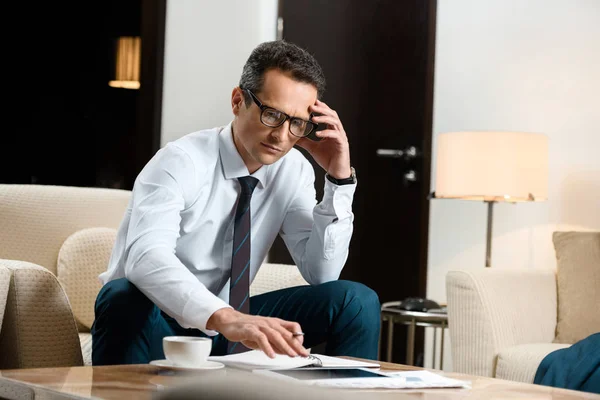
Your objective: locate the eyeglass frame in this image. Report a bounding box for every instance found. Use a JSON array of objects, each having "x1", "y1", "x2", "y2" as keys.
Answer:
[{"x1": 243, "y1": 89, "x2": 318, "y2": 138}]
